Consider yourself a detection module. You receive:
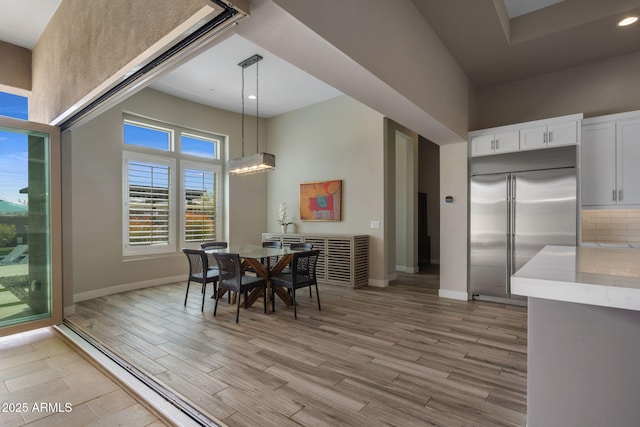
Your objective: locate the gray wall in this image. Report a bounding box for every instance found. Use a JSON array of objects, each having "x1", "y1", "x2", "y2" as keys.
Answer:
[
  {"x1": 0, "y1": 41, "x2": 30, "y2": 94},
  {"x1": 474, "y1": 49, "x2": 640, "y2": 129},
  {"x1": 65, "y1": 88, "x2": 268, "y2": 303},
  {"x1": 265, "y1": 96, "x2": 389, "y2": 285},
  {"x1": 30, "y1": 0, "x2": 213, "y2": 123}
]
